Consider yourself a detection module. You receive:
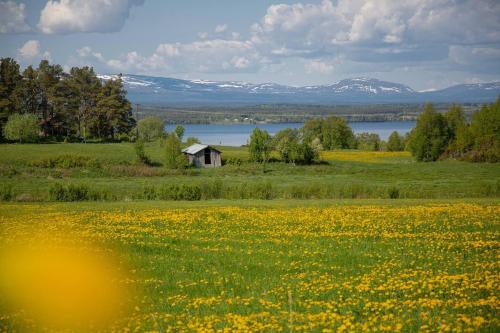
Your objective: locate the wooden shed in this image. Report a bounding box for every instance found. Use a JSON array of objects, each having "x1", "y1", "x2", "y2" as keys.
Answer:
[{"x1": 182, "y1": 144, "x2": 222, "y2": 168}]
